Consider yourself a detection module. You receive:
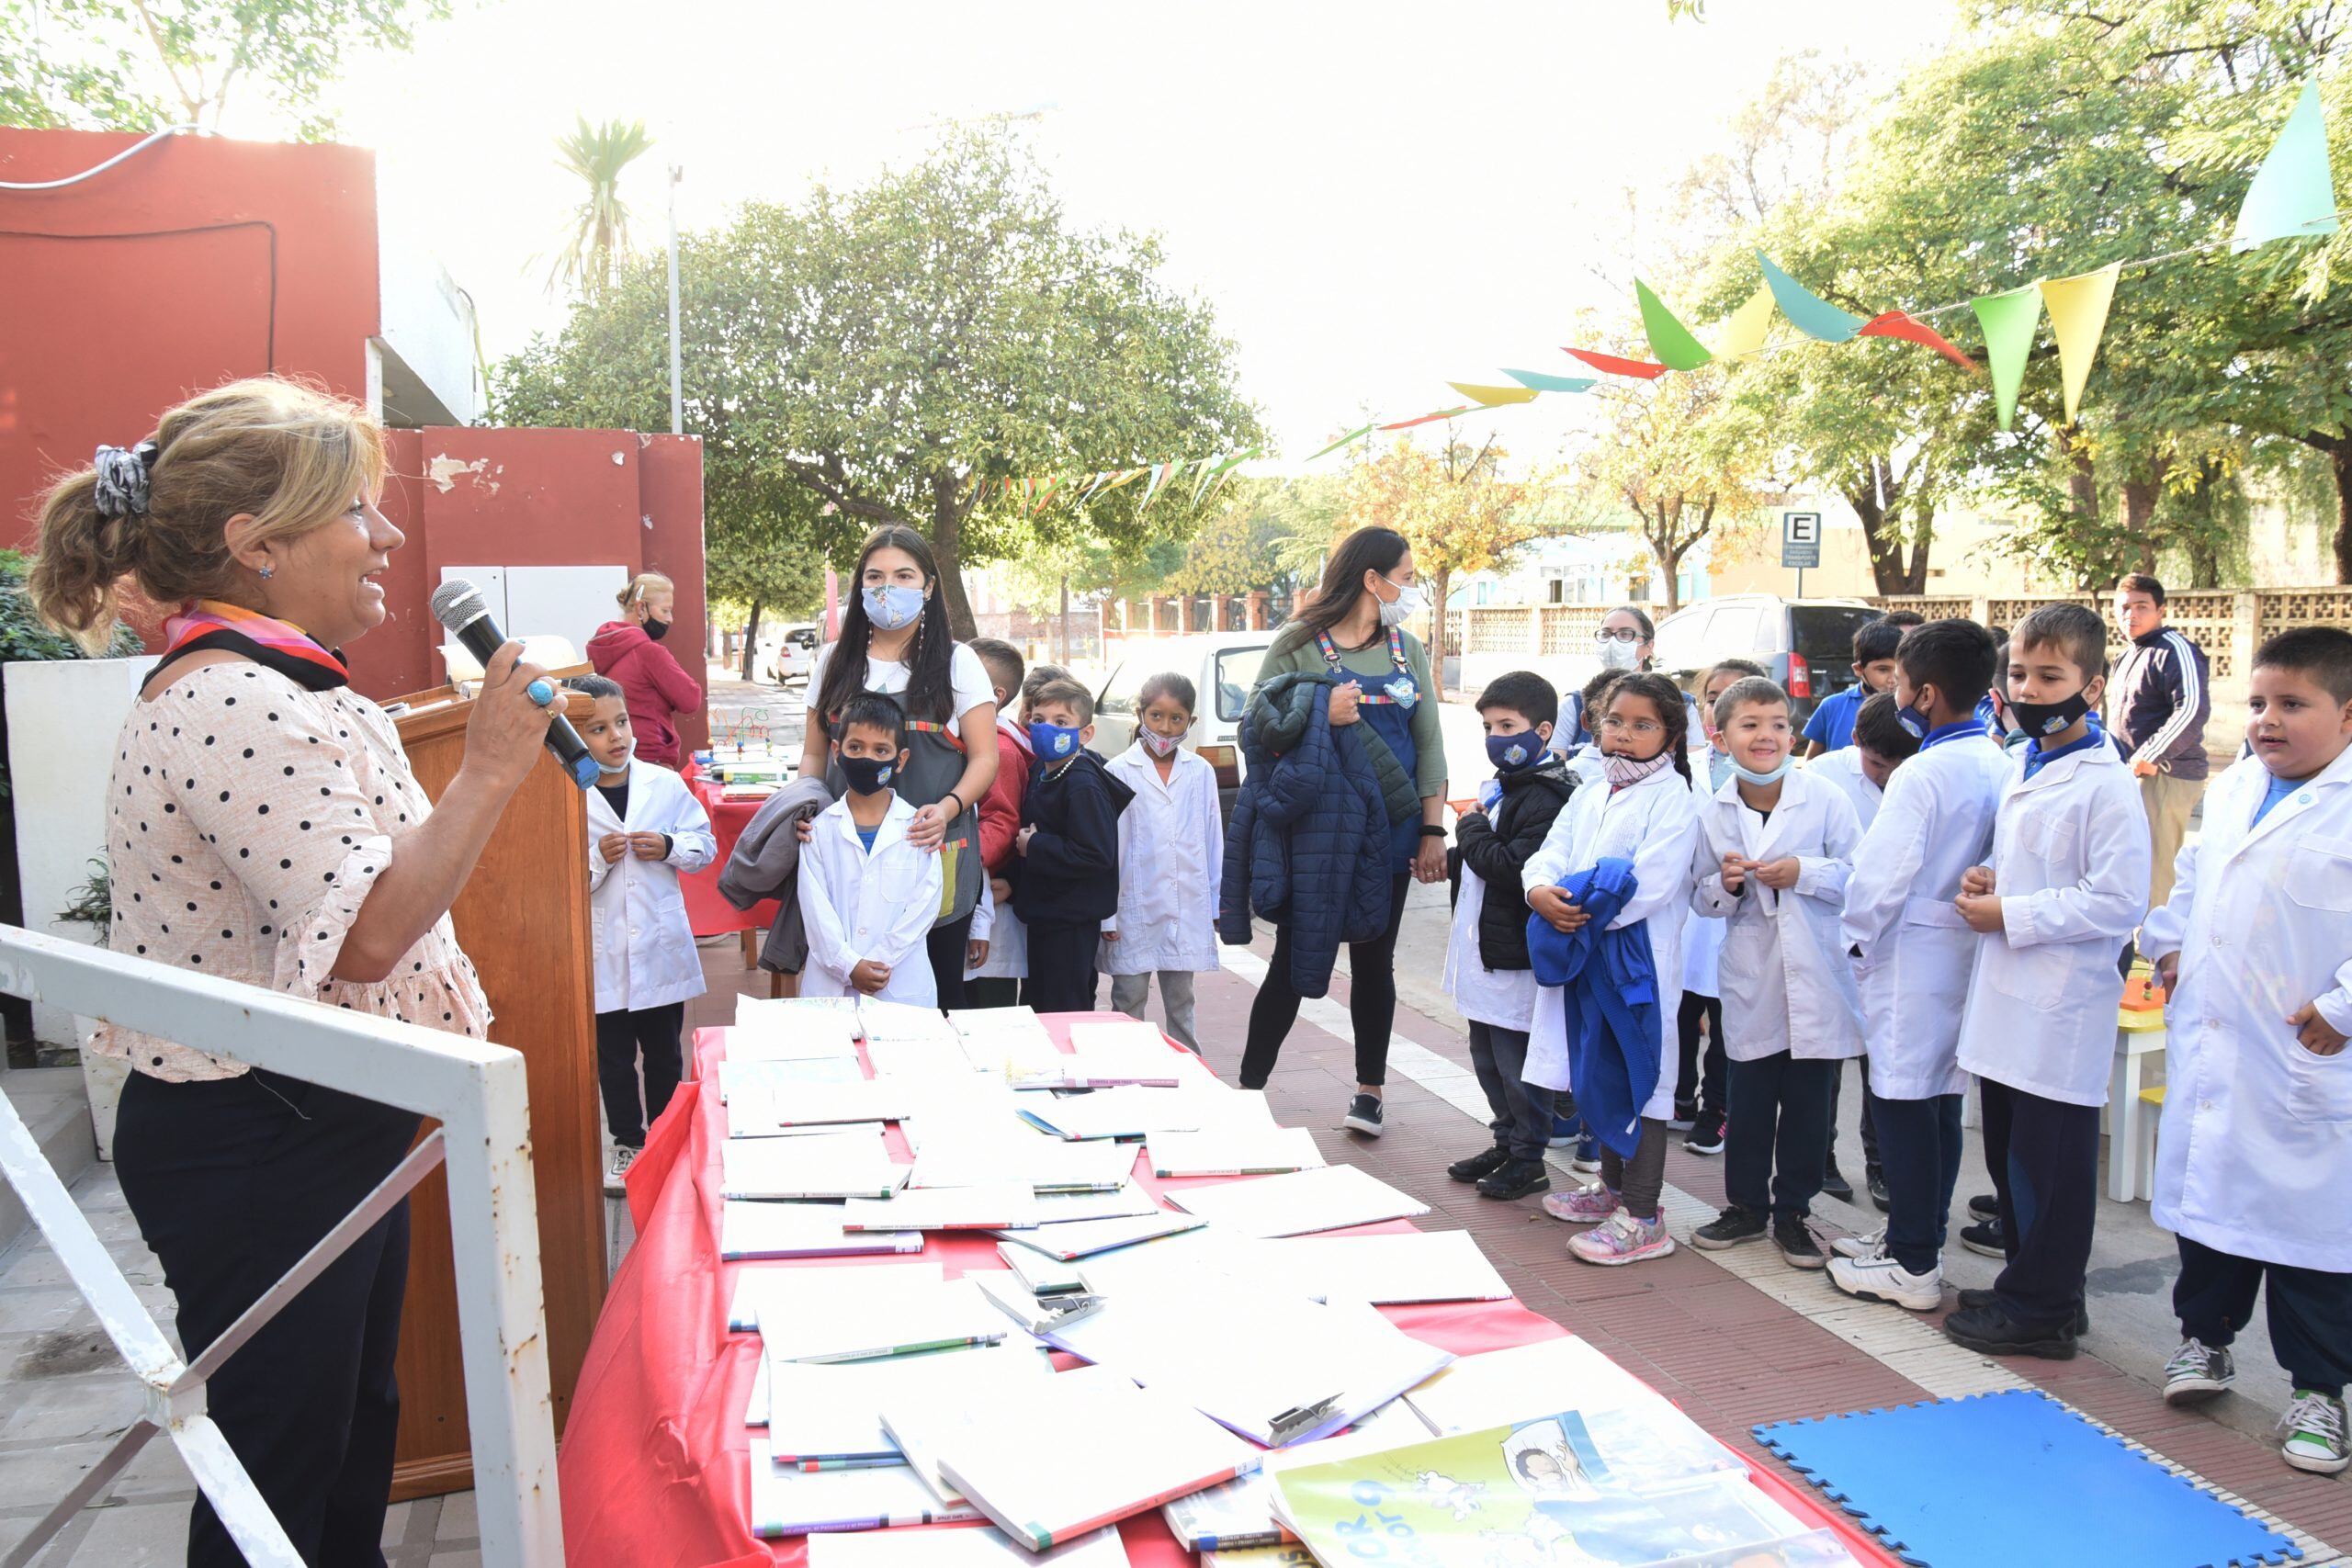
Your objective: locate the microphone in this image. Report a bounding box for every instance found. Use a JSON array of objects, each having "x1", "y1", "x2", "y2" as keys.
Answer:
[{"x1": 429, "y1": 579, "x2": 601, "y2": 790}]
